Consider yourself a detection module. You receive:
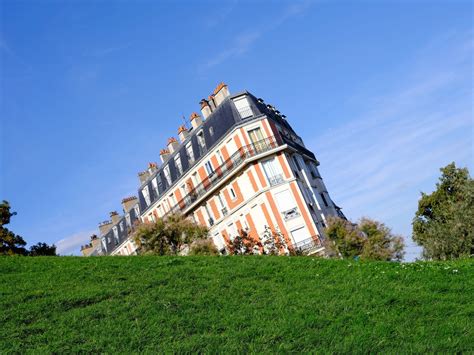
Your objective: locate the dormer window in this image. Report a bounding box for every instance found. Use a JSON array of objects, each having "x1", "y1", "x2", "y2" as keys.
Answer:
[
  {"x1": 163, "y1": 165, "x2": 172, "y2": 186},
  {"x1": 197, "y1": 131, "x2": 206, "y2": 154},
  {"x1": 233, "y1": 96, "x2": 253, "y2": 119},
  {"x1": 142, "y1": 185, "x2": 151, "y2": 206},
  {"x1": 186, "y1": 142, "x2": 194, "y2": 163},
  {"x1": 174, "y1": 155, "x2": 183, "y2": 176}
]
